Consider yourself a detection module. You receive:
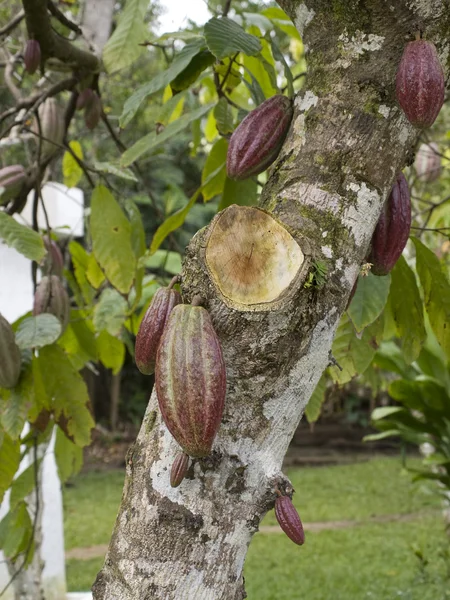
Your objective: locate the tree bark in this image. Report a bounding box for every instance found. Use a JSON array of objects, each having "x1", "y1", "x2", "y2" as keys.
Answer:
[
  {"x1": 93, "y1": 2, "x2": 450, "y2": 598},
  {"x1": 81, "y1": 0, "x2": 116, "y2": 55}
]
